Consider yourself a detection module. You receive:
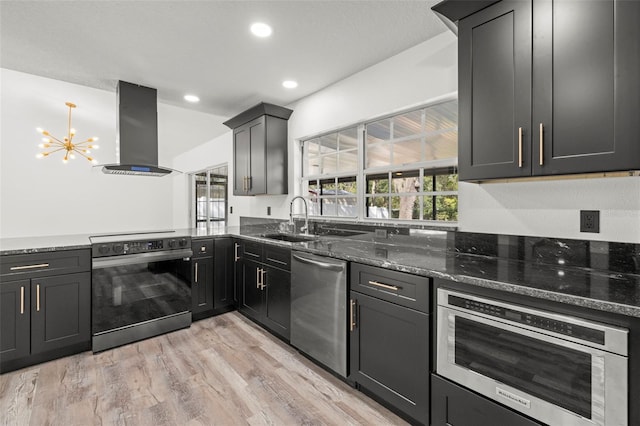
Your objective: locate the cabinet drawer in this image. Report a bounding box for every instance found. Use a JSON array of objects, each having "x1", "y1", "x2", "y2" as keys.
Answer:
[
  {"x1": 242, "y1": 240, "x2": 263, "y2": 261},
  {"x1": 263, "y1": 245, "x2": 291, "y2": 271},
  {"x1": 350, "y1": 263, "x2": 430, "y2": 313},
  {"x1": 192, "y1": 239, "x2": 214, "y2": 258},
  {"x1": 1, "y1": 249, "x2": 91, "y2": 278}
]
